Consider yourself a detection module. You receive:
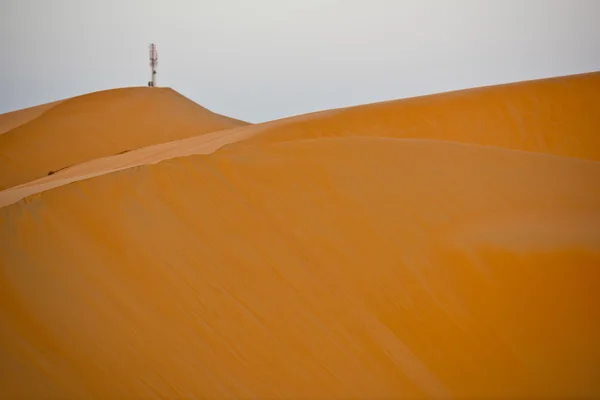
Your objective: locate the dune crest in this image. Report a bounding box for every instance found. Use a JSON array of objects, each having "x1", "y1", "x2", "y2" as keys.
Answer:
[
  {"x1": 0, "y1": 87, "x2": 248, "y2": 190},
  {"x1": 240, "y1": 71, "x2": 600, "y2": 160}
]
